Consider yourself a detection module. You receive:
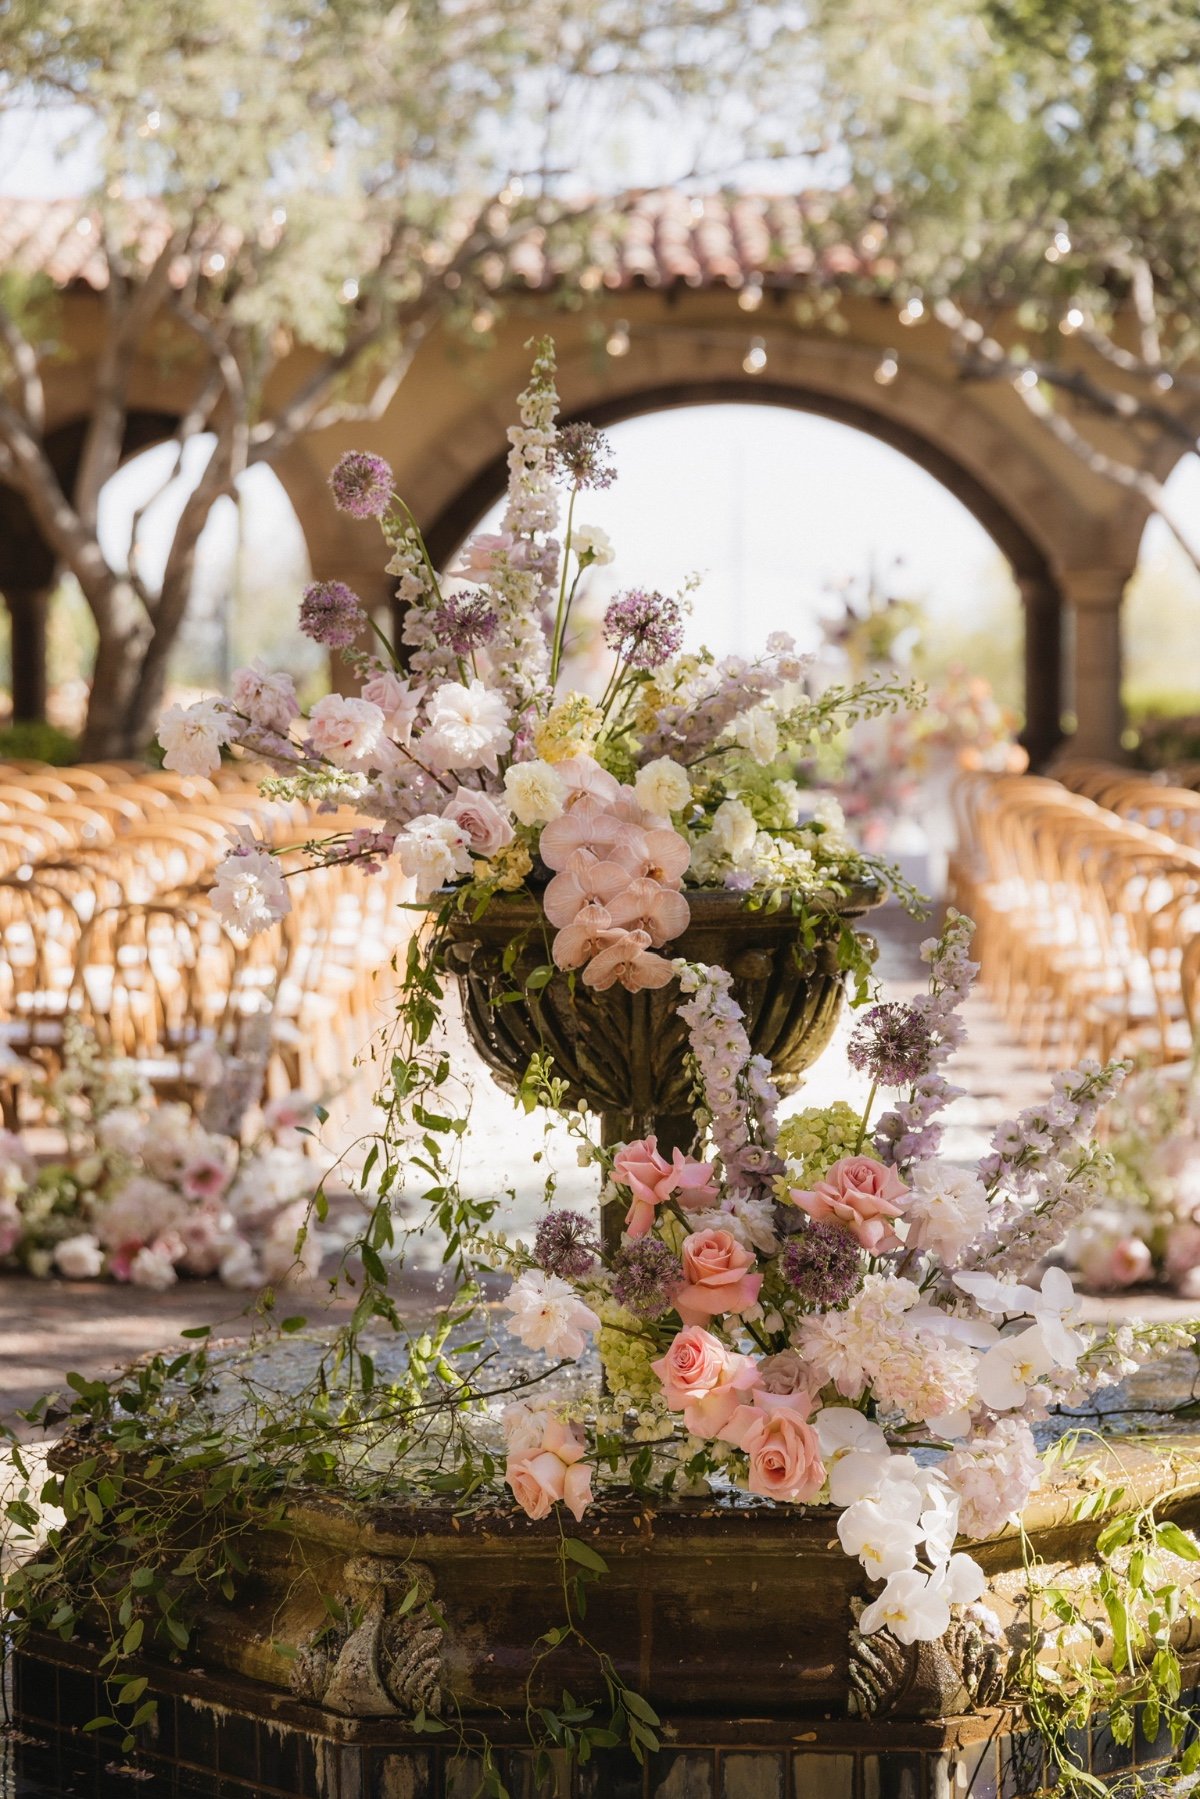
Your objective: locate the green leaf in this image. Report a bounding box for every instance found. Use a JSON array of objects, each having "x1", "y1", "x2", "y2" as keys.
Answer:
[
  {"x1": 280, "y1": 1316, "x2": 307, "y2": 1333},
  {"x1": 563, "y1": 1538, "x2": 608, "y2": 1575},
  {"x1": 122, "y1": 1620, "x2": 144, "y2": 1654},
  {"x1": 621, "y1": 1688, "x2": 660, "y2": 1725},
  {"x1": 180, "y1": 1325, "x2": 211, "y2": 1340},
  {"x1": 1155, "y1": 1521, "x2": 1200, "y2": 1561}
]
